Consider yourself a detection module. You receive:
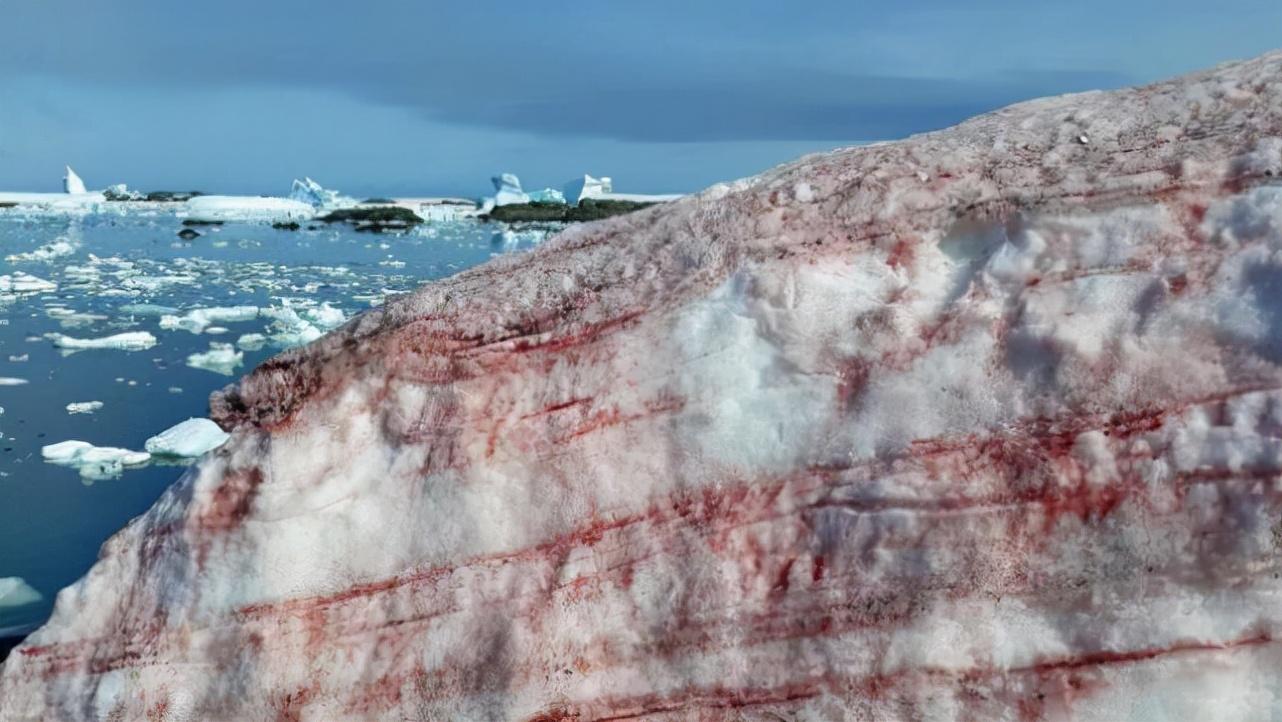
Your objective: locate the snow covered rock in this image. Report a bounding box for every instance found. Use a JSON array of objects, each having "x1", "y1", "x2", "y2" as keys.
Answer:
[
  {"x1": 8, "y1": 52, "x2": 1282, "y2": 720},
  {"x1": 144, "y1": 418, "x2": 230, "y2": 458},
  {"x1": 62, "y1": 166, "x2": 86, "y2": 195}
]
